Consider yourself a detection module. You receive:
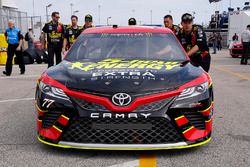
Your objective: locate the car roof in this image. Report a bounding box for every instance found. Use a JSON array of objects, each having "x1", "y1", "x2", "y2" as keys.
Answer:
[{"x1": 82, "y1": 26, "x2": 173, "y2": 34}]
